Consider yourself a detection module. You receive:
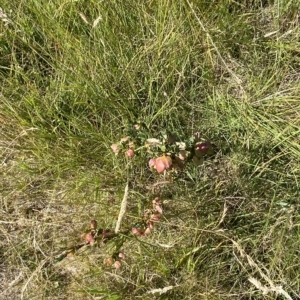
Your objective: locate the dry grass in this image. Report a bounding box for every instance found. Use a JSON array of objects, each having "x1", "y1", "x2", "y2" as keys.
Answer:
[{"x1": 1, "y1": 0, "x2": 300, "y2": 299}]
